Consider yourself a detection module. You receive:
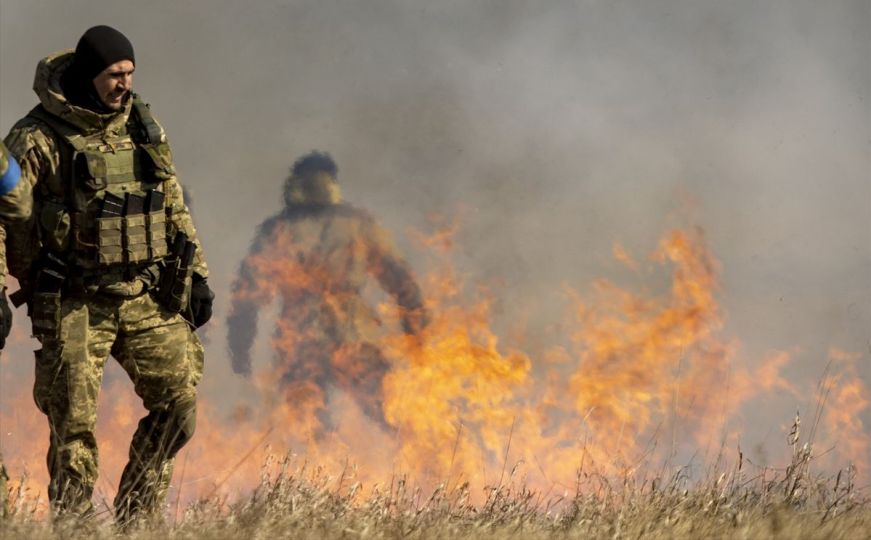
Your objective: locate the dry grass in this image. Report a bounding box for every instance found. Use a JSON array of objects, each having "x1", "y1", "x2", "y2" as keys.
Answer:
[{"x1": 2, "y1": 442, "x2": 868, "y2": 540}]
